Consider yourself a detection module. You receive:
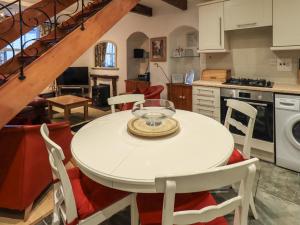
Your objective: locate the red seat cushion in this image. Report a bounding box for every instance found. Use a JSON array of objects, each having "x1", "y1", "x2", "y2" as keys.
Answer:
[
  {"x1": 137, "y1": 192, "x2": 228, "y2": 225},
  {"x1": 67, "y1": 168, "x2": 129, "y2": 221},
  {"x1": 227, "y1": 148, "x2": 245, "y2": 165}
]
